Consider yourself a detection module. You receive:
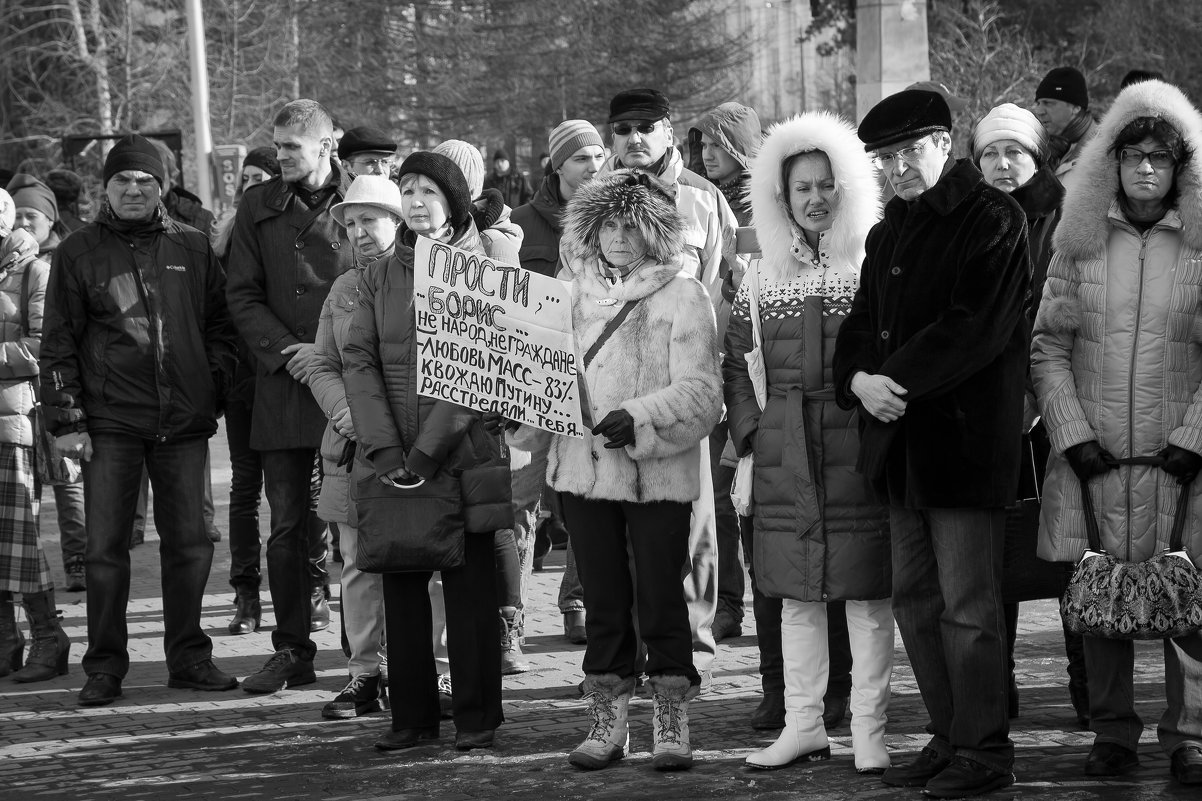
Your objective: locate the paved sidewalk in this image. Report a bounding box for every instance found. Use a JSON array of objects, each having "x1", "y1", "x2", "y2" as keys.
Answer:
[{"x1": 0, "y1": 428, "x2": 1195, "y2": 800}]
